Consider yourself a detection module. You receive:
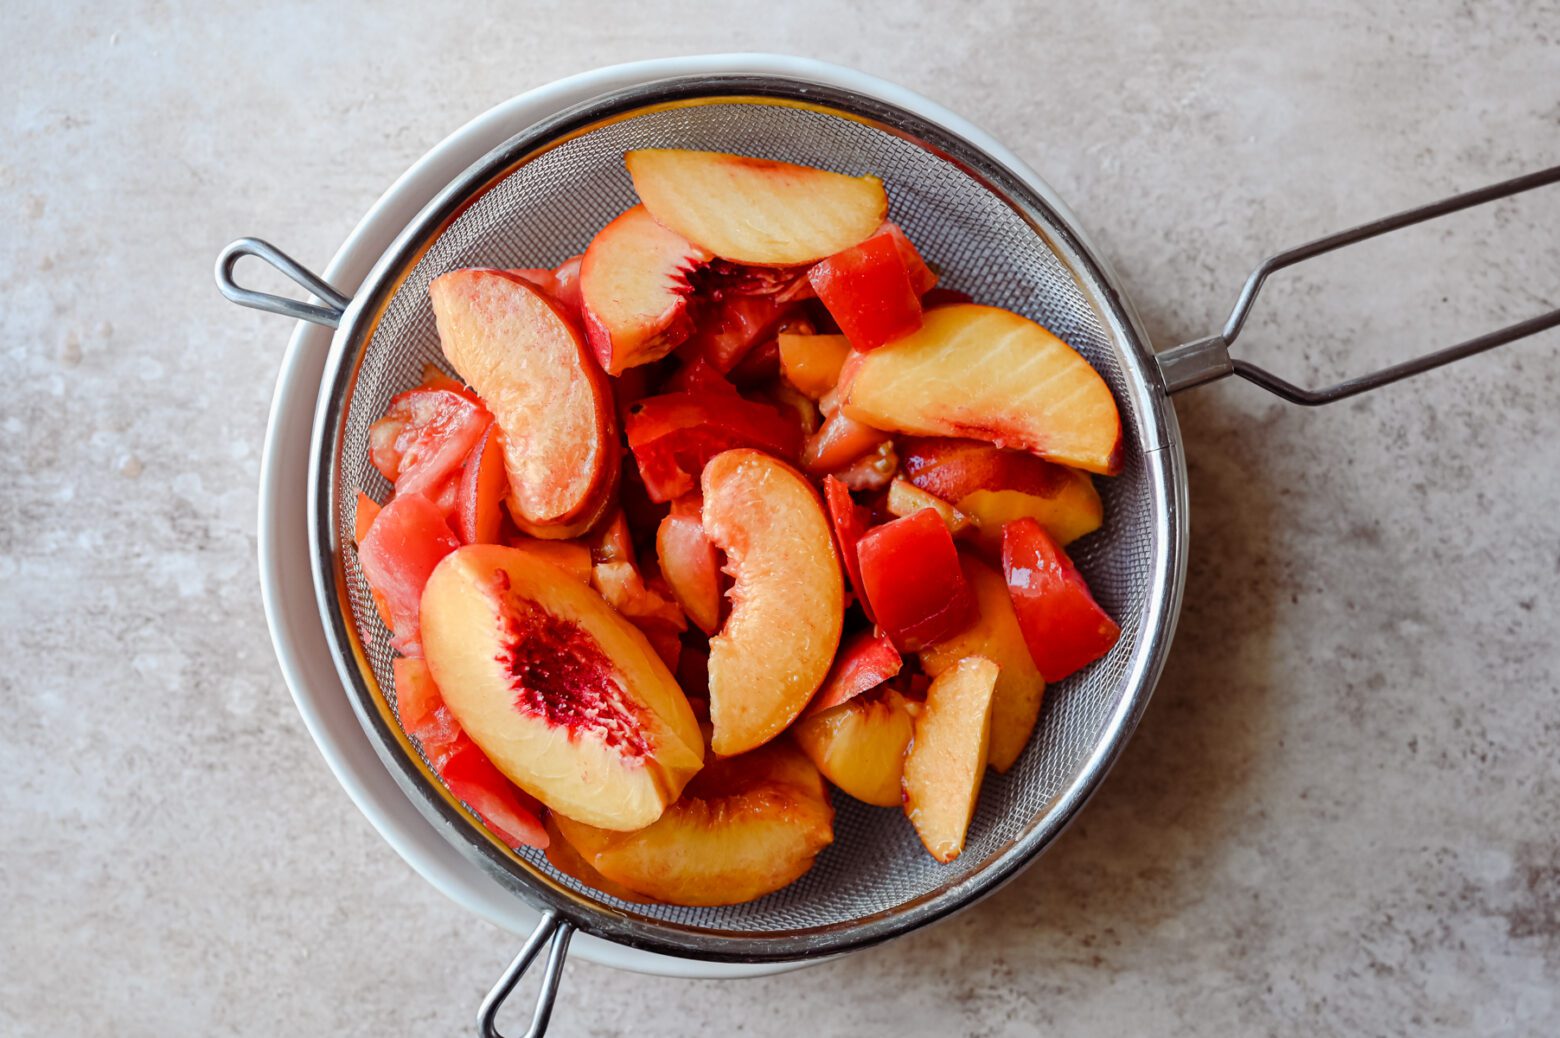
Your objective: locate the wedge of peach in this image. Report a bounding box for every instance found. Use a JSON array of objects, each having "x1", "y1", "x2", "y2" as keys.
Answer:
[
  {"x1": 543, "y1": 815, "x2": 656, "y2": 903},
  {"x1": 430, "y1": 269, "x2": 617, "y2": 538},
  {"x1": 795, "y1": 689, "x2": 919, "y2": 807},
  {"x1": 901, "y1": 655, "x2": 999, "y2": 862},
  {"x1": 501, "y1": 535, "x2": 593, "y2": 585},
  {"x1": 420, "y1": 544, "x2": 704, "y2": 831},
  {"x1": 841, "y1": 304, "x2": 1122, "y2": 475},
  {"x1": 551, "y1": 738, "x2": 834, "y2": 906},
  {"x1": 778, "y1": 332, "x2": 852, "y2": 399},
  {"x1": 920, "y1": 556, "x2": 1044, "y2": 772},
  {"x1": 626, "y1": 149, "x2": 887, "y2": 266},
  {"x1": 900, "y1": 436, "x2": 1102, "y2": 548},
  {"x1": 580, "y1": 205, "x2": 712, "y2": 375},
  {"x1": 702, "y1": 449, "x2": 844, "y2": 756},
  {"x1": 656, "y1": 498, "x2": 722, "y2": 635},
  {"x1": 886, "y1": 478, "x2": 972, "y2": 536}
]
